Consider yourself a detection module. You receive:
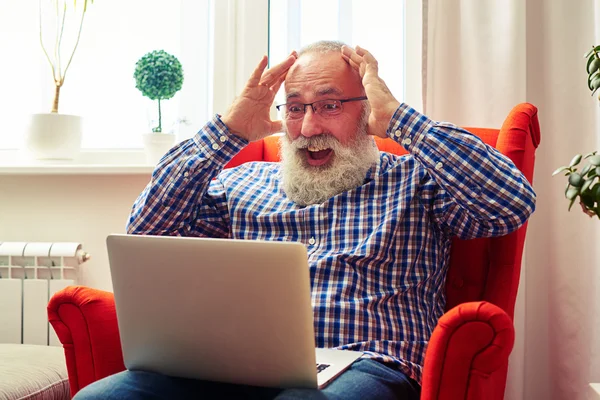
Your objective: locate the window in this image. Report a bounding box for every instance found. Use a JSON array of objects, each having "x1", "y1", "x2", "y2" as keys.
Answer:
[
  {"x1": 268, "y1": 0, "x2": 406, "y2": 108},
  {"x1": 0, "y1": 0, "x2": 420, "y2": 158},
  {"x1": 0, "y1": 0, "x2": 212, "y2": 149}
]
